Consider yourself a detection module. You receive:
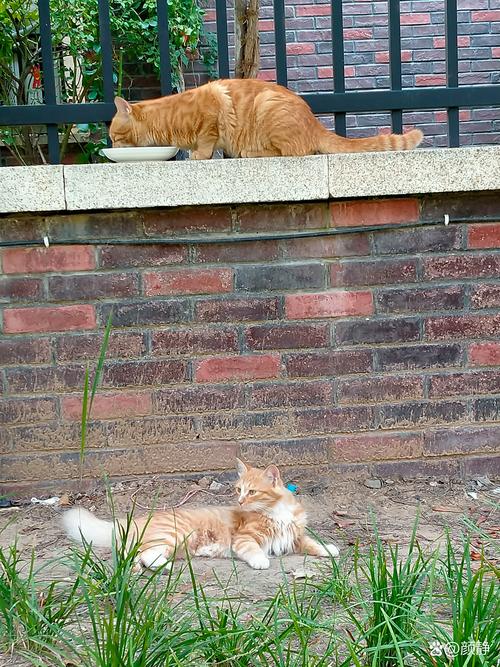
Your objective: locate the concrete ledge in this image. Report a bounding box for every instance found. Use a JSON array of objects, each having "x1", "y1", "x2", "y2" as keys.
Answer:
[{"x1": 1, "y1": 146, "x2": 499, "y2": 215}]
